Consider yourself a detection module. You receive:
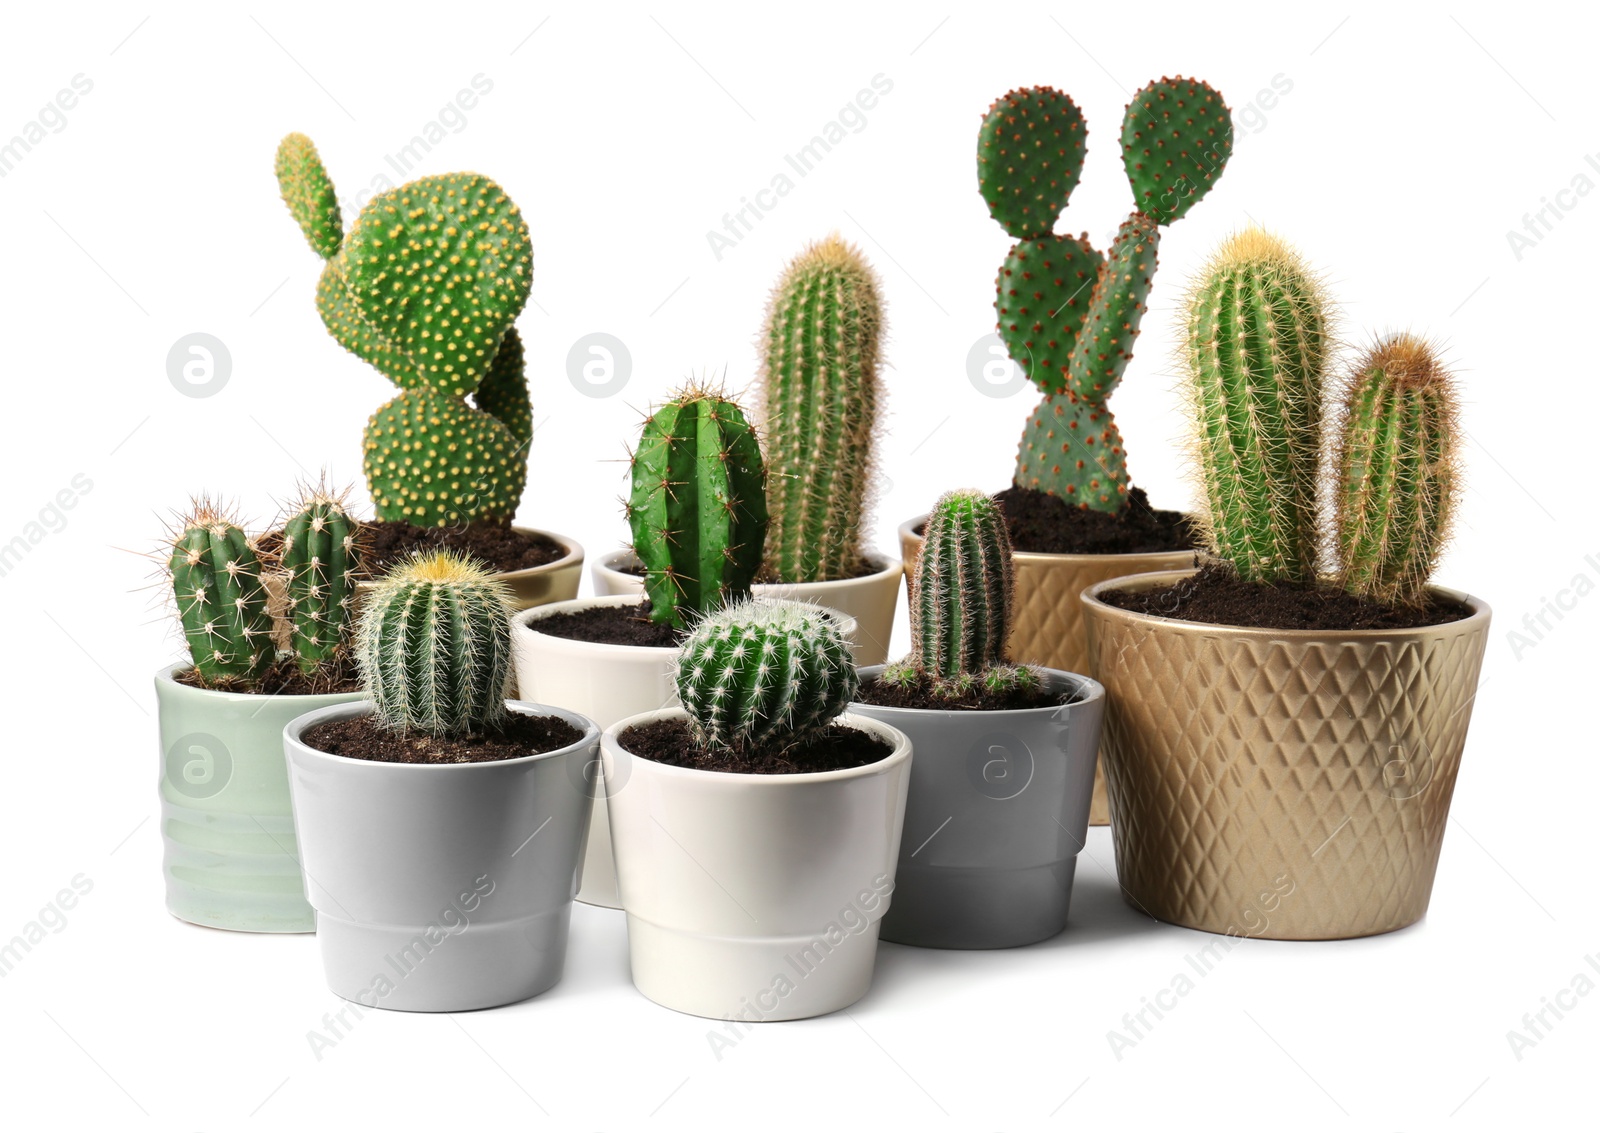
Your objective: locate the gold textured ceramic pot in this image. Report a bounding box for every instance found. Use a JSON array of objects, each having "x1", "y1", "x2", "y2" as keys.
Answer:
[
  {"x1": 1081, "y1": 570, "x2": 1491, "y2": 940},
  {"x1": 898, "y1": 517, "x2": 1194, "y2": 825}
]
